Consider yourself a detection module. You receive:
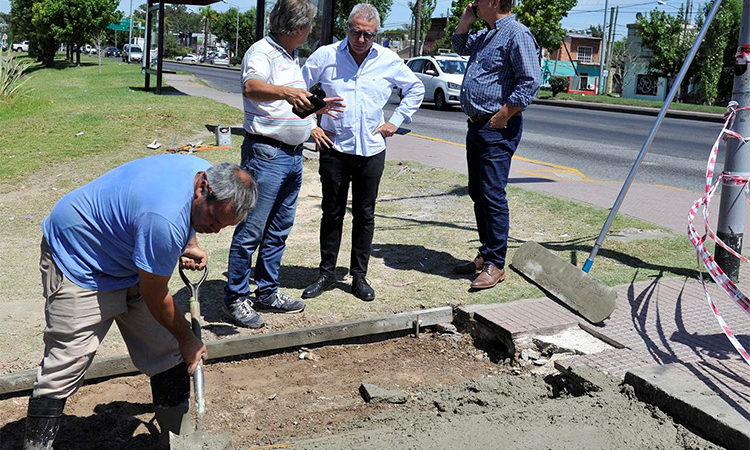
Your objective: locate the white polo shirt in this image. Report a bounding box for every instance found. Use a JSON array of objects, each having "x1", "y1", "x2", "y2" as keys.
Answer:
[{"x1": 241, "y1": 35, "x2": 315, "y2": 146}]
